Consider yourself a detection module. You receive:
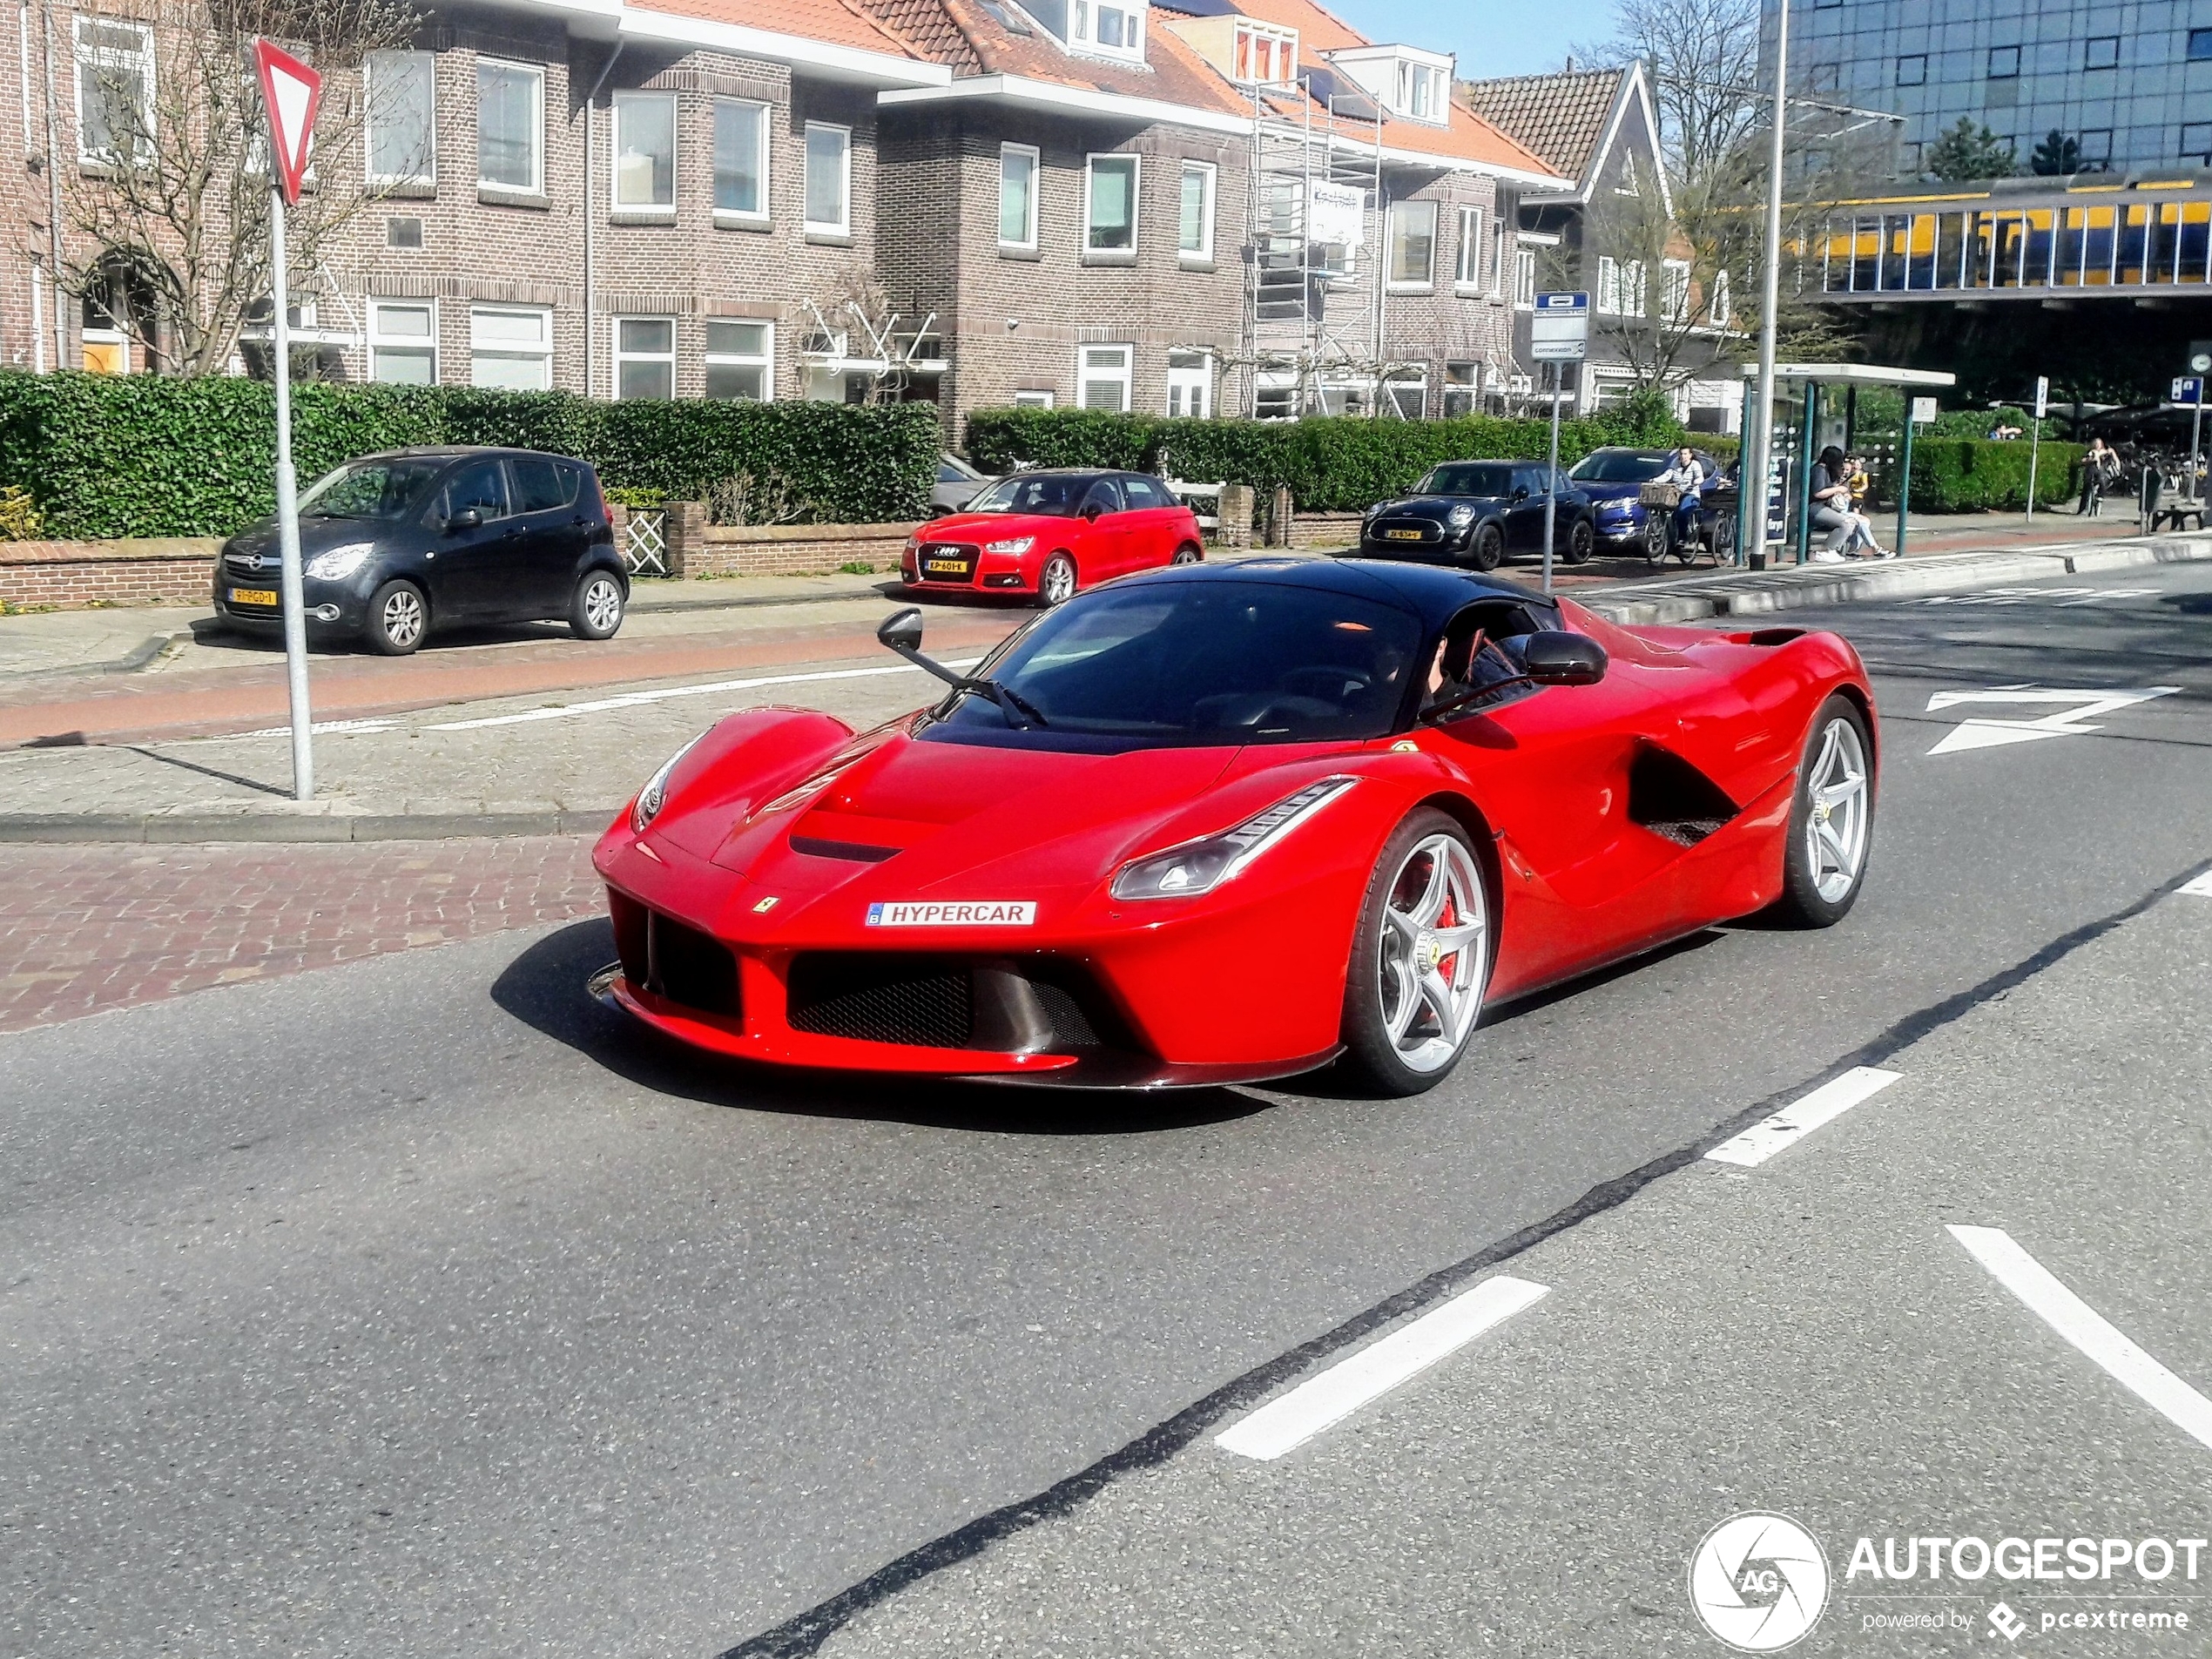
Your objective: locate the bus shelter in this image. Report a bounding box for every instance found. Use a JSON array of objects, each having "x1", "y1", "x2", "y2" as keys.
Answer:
[{"x1": 1737, "y1": 363, "x2": 1957, "y2": 565}]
